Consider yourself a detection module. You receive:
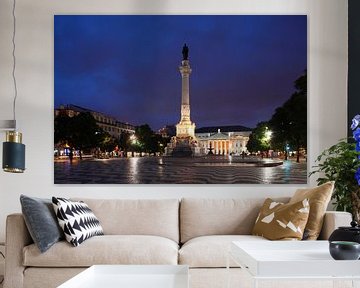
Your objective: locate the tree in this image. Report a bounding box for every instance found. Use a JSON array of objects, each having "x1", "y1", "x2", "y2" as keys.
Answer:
[
  {"x1": 54, "y1": 112, "x2": 105, "y2": 153},
  {"x1": 98, "y1": 133, "x2": 117, "y2": 152},
  {"x1": 269, "y1": 106, "x2": 289, "y2": 151},
  {"x1": 119, "y1": 131, "x2": 131, "y2": 156},
  {"x1": 269, "y1": 71, "x2": 307, "y2": 162},
  {"x1": 157, "y1": 134, "x2": 170, "y2": 154},
  {"x1": 54, "y1": 114, "x2": 74, "y2": 146},
  {"x1": 71, "y1": 113, "x2": 104, "y2": 152},
  {"x1": 246, "y1": 122, "x2": 270, "y2": 153},
  {"x1": 139, "y1": 124, "x2": 153, "y2": 153},
  {"x1": 135, "y1": 124, "x2": 160, "y2": 155}
]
